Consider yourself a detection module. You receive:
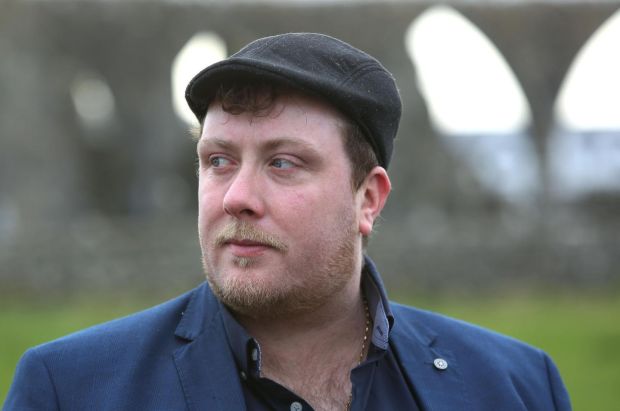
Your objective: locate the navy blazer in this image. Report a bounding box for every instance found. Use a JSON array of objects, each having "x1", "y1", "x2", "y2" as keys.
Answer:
[{"x1": 4, "y1": 282, "x2": 571, "y2": 410}]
